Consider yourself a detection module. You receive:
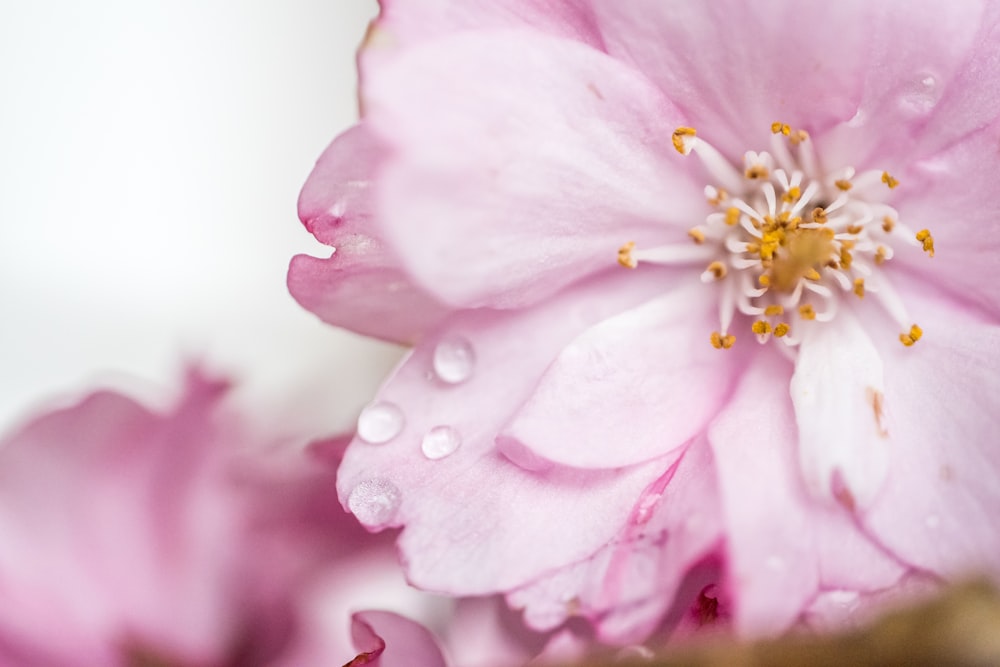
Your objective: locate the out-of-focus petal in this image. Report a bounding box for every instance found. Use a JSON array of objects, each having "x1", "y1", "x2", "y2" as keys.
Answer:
[
  {"x1": 710, "y1": 352, "x2": 906, "y2": 636},
  {"x1": 501, "y1": 283, "x2": 739, "y2": 468},
  {"x1": 346, "y1": 610, "x2": 447, "y2": 667},
  {"x1": 363, "y1": 29, "x2": 703, "y2": 309},
  {"x1": 337, "y1": 270, "x2": 672, "y2": 594}
]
